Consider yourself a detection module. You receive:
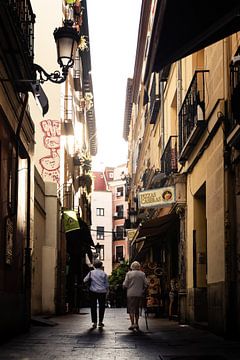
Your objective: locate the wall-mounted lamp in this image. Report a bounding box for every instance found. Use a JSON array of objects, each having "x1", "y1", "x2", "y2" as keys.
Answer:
[
  {"x1": 33, "y1": 20, "x2": 80, "y2": 84},
  {"x1": 129, "y1": 208, "x2": 137, "y2": 228}
]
